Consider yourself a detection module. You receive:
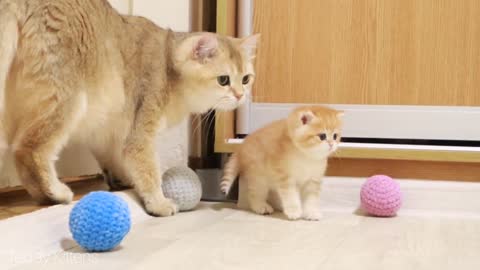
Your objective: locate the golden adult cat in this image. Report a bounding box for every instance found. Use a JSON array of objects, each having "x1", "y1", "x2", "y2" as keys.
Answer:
[{"x1": 0, "y1": 0, "x2": 258, "y2": 216}]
